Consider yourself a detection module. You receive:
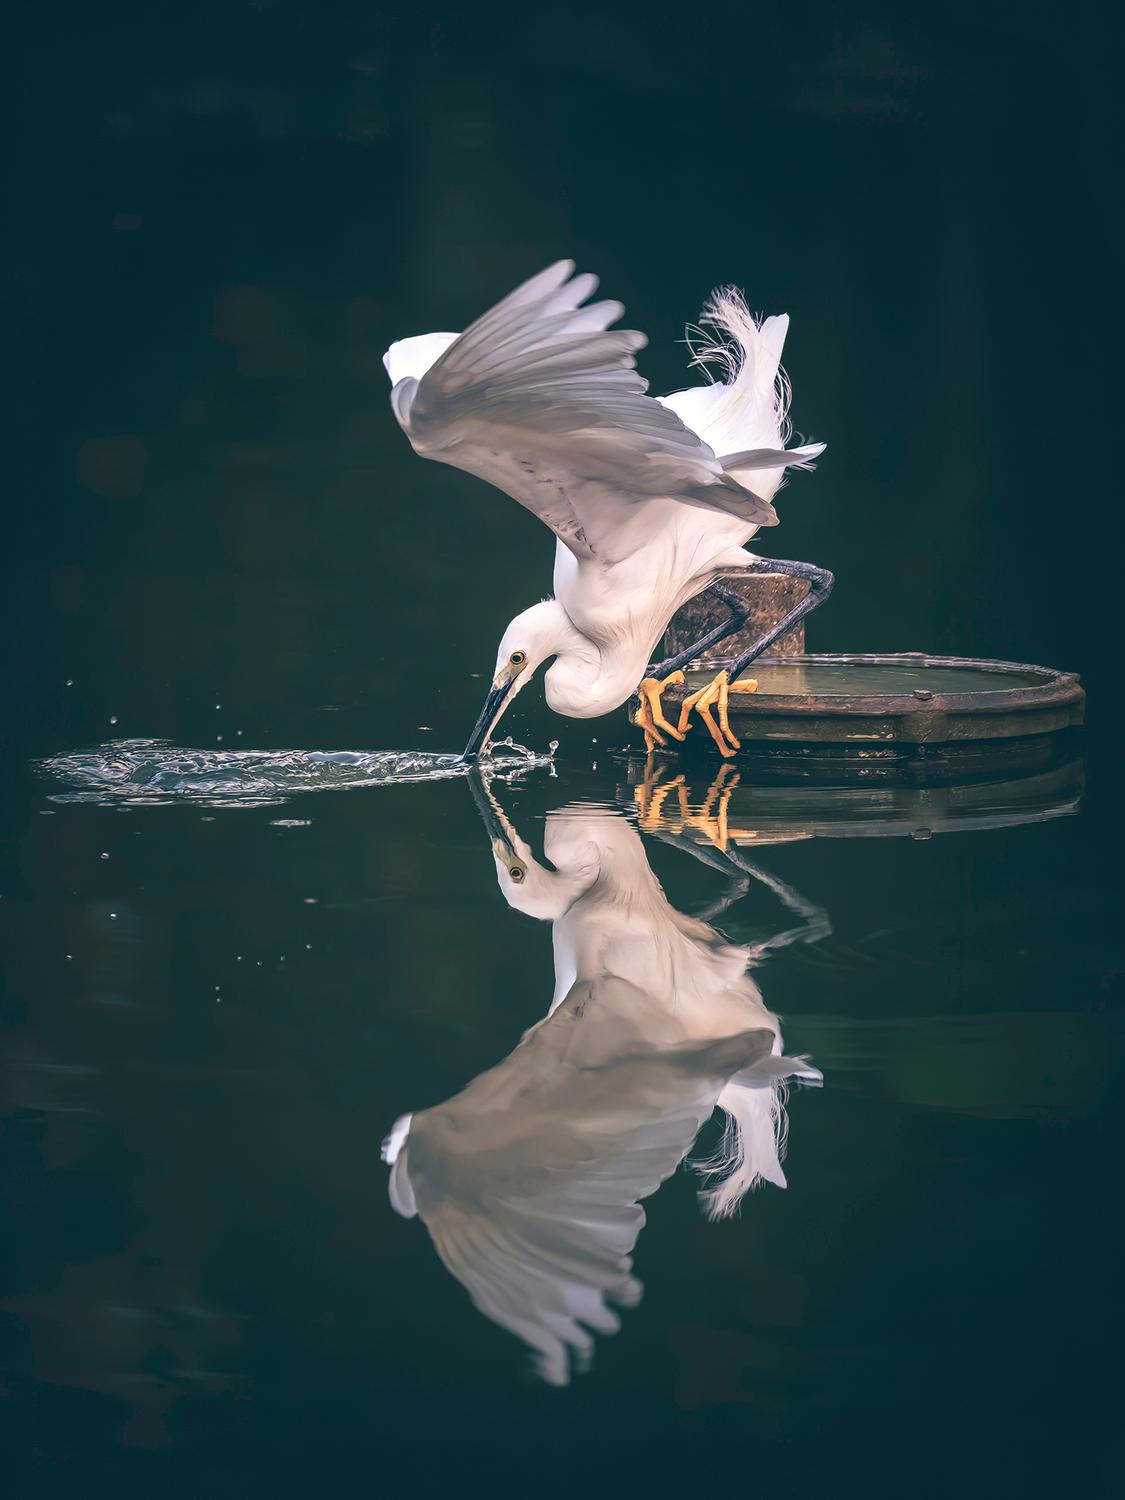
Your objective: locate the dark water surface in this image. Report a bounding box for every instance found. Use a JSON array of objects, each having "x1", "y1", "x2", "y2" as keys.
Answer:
[{"x1": 3, "y1": 744, "x2": 1123, "y2": 1496}]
